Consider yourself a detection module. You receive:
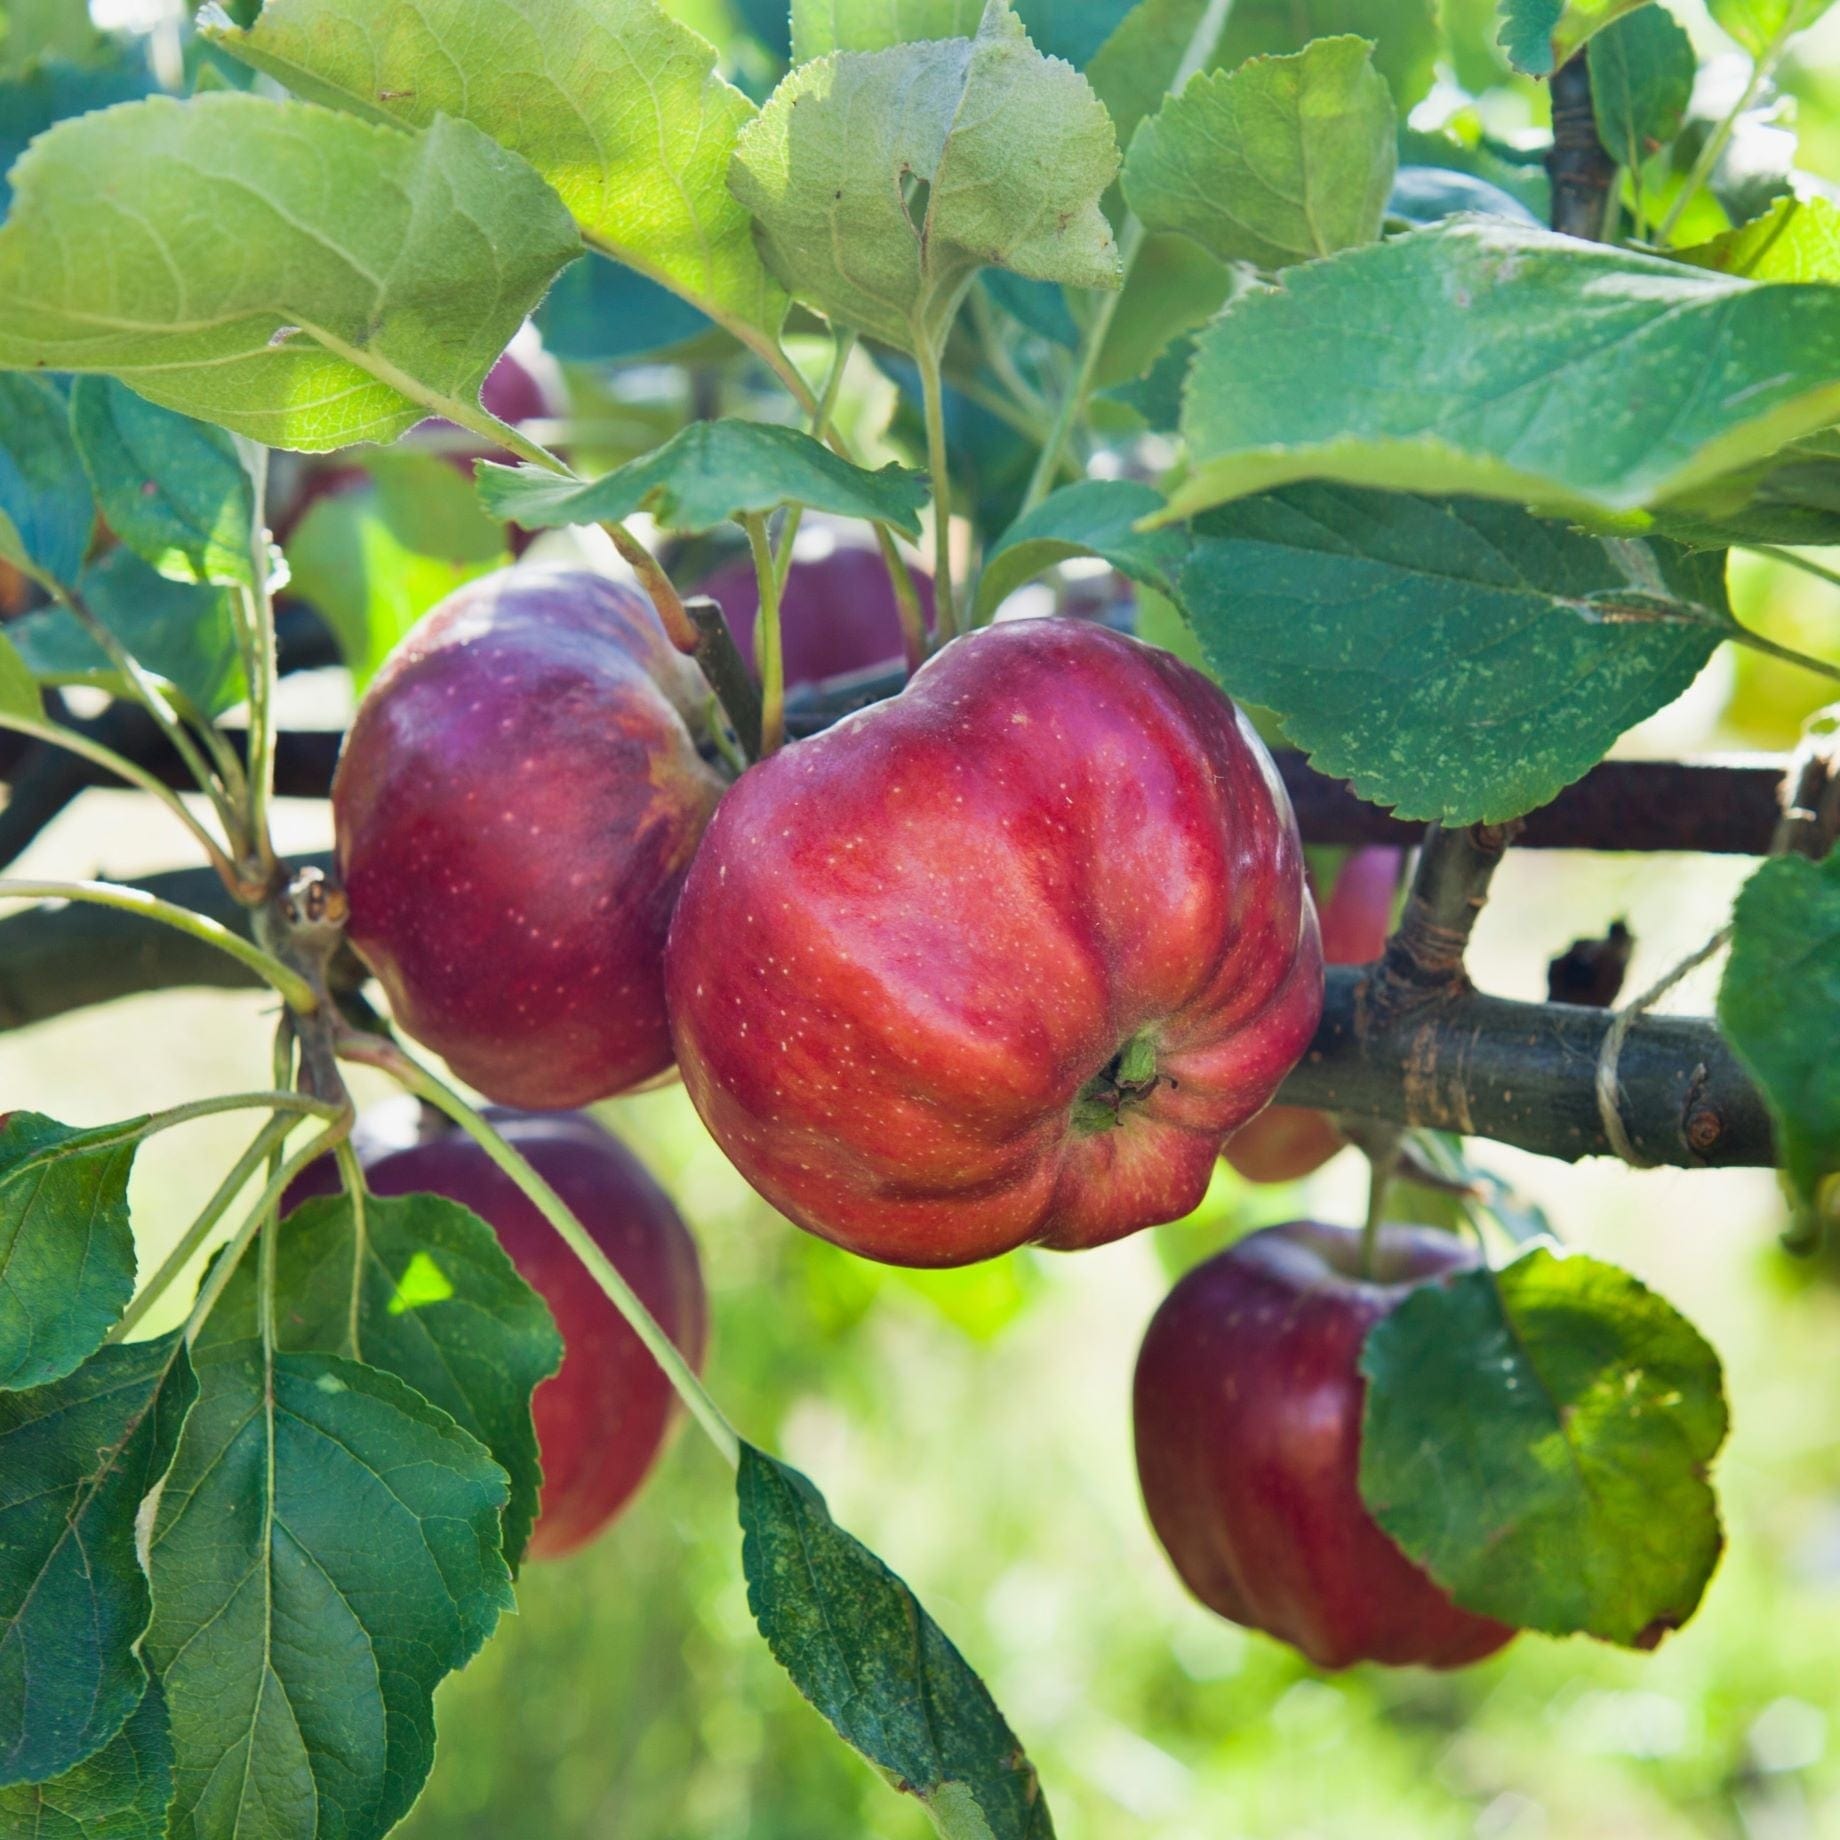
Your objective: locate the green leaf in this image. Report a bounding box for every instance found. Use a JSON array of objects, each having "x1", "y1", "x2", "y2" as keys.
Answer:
[
  {"x1": 1720, "y1": 850, "x2": 1840, "y2": 1201},
  {"x1": 0, "y1": 1114, "x2": 140, "y2": 1392},
  {"x1": 791, "y1": 0, "x2": 985, "y2": 58},
  {"x1": 0, "y1": 1682, "x2": 172, "y2": 1840},
  {"x1": 730, "y1": 0, "x2": 1120, "y2": 356},
  {"x1": 975, "y1": 479, "x2": 1188, "y2": 618},
  {"x1": 1649, "y1": 432, "x2": 1840, "y2": 548},
  {"x1": 1359, "y1": 1246, "x2": 1728, "y2": 1646},
  {"x1": 1388, "y1": 165, "x2": 1542, "y2": 228},
  {"x1": 1679, "y1": 194, "x2": 1840, "y2": 283},
  {"x1": 1497, "y1": 0, "x2": 1649, "y2": 76},
  {"x1": 1588, "y1": 6, "x2": 1694, "y2": 173},
  {"x1": 0, "y1": 634, "x2": 42, "y2": 722},
  {"x1": 1164, "y1": 221, "x2": 1840, "y2": 526},
  {"x1": 70, "y1": 380, "x2": 257, "y2": 590},
  {"x1": 1123, "y1": 37, "x2": 1394, "y2": 272},
  {"x1": 147, "y1": 1341, "x2": 514, "y2": 1840},
  {"x1": 0, "y1": 1335, "x2": 194, "y2": 1787},
  {"x1": 0, "y1": 48, "x2": 156, "y2": 214},
  {"x1": 0, "y1": 374, "x2": 92, "y2": 588},
  {"x1": 286, "y1": 469, "x2": 509, "y2": 690},
  {"x1": 0, "y1": 0, "x2": 106, "y2": 79},
  {"x1": 536, "y1": 253, "x2": 711, "y2": 366},
  {"x1": 479, "y1": 421, "x2": 930, "y2": 537},
  {"x1": 738, "y1": 1444, "x2": 1053, "y2": 1840},
  {"x1": 11, "y1": 549, "x2": 248, "y2": 720},
  {"x1": 1708, "y1": 0, "x2": 1835, "y2": 58},
  {"x1": 213, "y1": 1192, "x2": 562, "y2": 1572},
  {"x1": 1101, "y1": 331, "x2": 1195, "y2": 430},
  {"x1": 1173, "y1": 488, "x2": 1726, "y2": 824},
  {"x1": 207, "y1": 0, "x2": 788, "y2": 361},
  {"x1": 0, "y1": 93, "x2": 580, "y2": 452}
]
